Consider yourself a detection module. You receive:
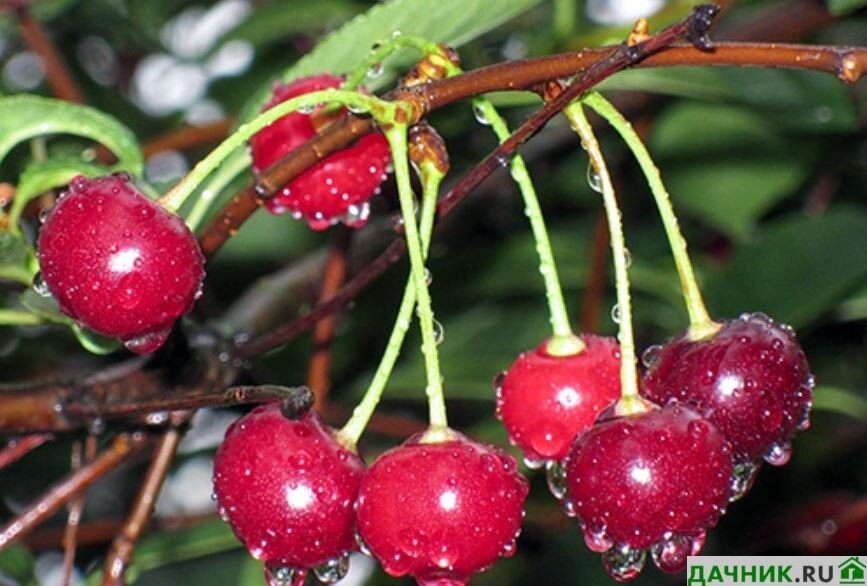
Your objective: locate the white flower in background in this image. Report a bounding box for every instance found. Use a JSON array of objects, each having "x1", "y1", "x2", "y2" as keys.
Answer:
[
  {"x1": 131, "y1": 0, "x2": 253, "y2": 119},
  {"x1": 155, "y1": 455, "x2": 217, "y2": 517},
  {"x1": 586, "y1": 0, "x2": 666, "y2": 26},
  {"x1": 34, "y1": 552, "x2": 83, "y2": 586},
  {"x1": 3, "y1": 51, "x2": 45, "y2": 90}
]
